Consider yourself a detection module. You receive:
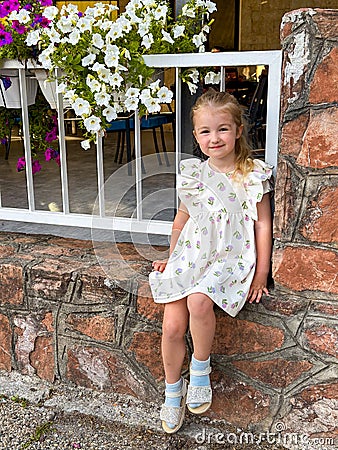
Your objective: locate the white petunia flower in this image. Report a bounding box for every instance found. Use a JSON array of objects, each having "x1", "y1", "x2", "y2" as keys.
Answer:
[
  {"x1": 45, "y1": 27, "x2": 61, "y2": 44},
  {"x1": 182, "y1": 5, "x2": 195, "y2": 18},
  {"x1": 126, "y1": 87, "x2": 140, "y2": 99},
  {"x1": 94, "y1": 92, "x2": 111, "y2": 107},
  {"x1": 68, "y1": 29, "x2": 81, "y2": 45},
  {"x1": 81, "y1": 139, "x2": 91, "y2": 150},
  {"x1": 26, "y1": 30, "x2": 40, "y2": 47},
  {"x1": 142, "y1": 96, "x2": 161, "y2": 114},
  {"x1": 84, "y1": 115, "x2": 101, "y2": 132},
  {"x1": 73, "y1": 98, "x2": 92, "y2": 116},
  {"x1": 141, "y1": 34, "x2": 154, "y2": 50},
  {"x1": 56, "y1": 82, "x2": 67, "y2": 94},
  {"x1": 193, "y1": 32, "x2": 207, "y2": 49},
  {"x1": 138, "y1": 21, "x2": 150, "y2": 38},
  {"x1": 149, "y1": 79, "x2": 161, "y2": 92},
  {"x1": 204, "y1": 71, "x2": 221, "y2": 85},
  {"x1": 82, "y1": 53, "x2": 96, "y2": 67},
  {"x1": 63, "y1": 89, "x2": 78, "y2": 103},
  {"x1": 107, "y1": 24, "x2": 123, "y2": 41},
  {"x1": 38, "y1": 53, "x2": 53, "y2": 70},
  {"x1": 57, "y1": 16, "x2": 74, "y2": 33},
  {"x1": 139, "y1": 88, "x2": 151, "y2": 103},
  {"x1": 154, "y1": 4, "x2": 168, "y2": 20},
  {"x1": 173, "y1": 25, "x2": 185, "y2": 39},
  {"x1": 104, "y1": 52, "x2": 119, "y2": 68},
  {"x1": 16, "y1": 9, "x2": 31, "y2": 24},
  {"x1": 103, "y1": 106, "x2": 117, "y2": 122},
  {"x1": 205, "y1": 1, "x2": 217, "y2": 13},
  {"x1": 186, "y1": 81, "x2": 198, "y2": 94},
  {"x1": 86, "y1": 75, "x2": 101, "y2": 93},
  {"x1": 108, "y1": 72, "x2": 124, "y2": 88},
  {"x1": 156, "y1": 86, "x2": 173, "y2": 103},
  {"x1": 77, "y1": 17, "x2": 92, "y2": 33},
  {"x1": 188, "y1": 69, "x2": 199, "y2": 84},
  {"x1": 117, "y1": 16, "x2": 132, "y2": 34},
  {"x1": 97, "y1": 67, "x2": 111, "y2": 84},
  {"x1": 92, "y1": 33, "x2": 105, "y2": 49},
  {"x1": 42, "y1": 6, "x2": 59, "y2": 20},
  {"x1": 65, "y1": 3, "x2": 79, "y2": 14},
  {"x1": 125, "y1": 97, "x2": 139, "y2": 111},
  {"x1": 161, "y1": 30, "x2": 174, "y2": 45}
]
